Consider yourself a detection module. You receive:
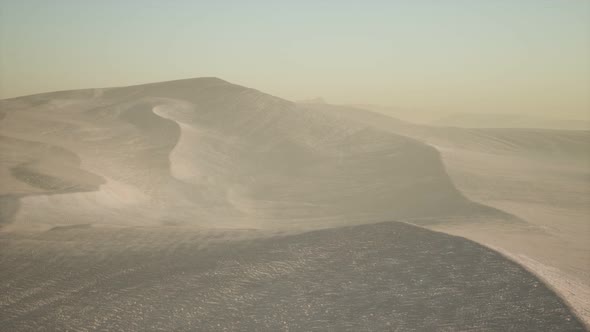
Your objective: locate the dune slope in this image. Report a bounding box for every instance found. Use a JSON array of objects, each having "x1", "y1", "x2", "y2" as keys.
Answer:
[
  {"x1": 0, "y1": 78, "x2": 485, "y2": 230},
  {"x1": 310, "y1": 103, "x2": 590, "y2": 324}
]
